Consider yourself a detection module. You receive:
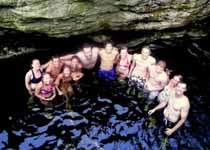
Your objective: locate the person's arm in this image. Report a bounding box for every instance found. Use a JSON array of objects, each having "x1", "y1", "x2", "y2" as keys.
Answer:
[
  {"x1": 55, "y1": 74, "x2": 63, "y2": 95},
  {"x1": 35, "y1": 83, "x2": 47, "y2": 100},
  {"x1": 42, "y1": 60, "x2": 51, "y2": 70},
  {"x1": 148, "y1": 101, "x2": 168, "y2": 115},
  {"x1": 165, "y1": 100, "x2": 190, "y2": 136},
  {"x1": 45, "y1": 64, "x2": 52, "y2": 74},
  {"x1": 60, "y1": 54, "x2": 74, "y2": 61},
  {"x1": 114, "y1": 53, "x2": 120, "y2": 65},
  {"x1": 25, "y1": 71, "x2": 33, "y2": 95},
  {"x1": 128, "y1": 55, "x2": 135, "y2": 77},
  {"x1": 72, "y1": 72, "x2": 84, "y2": 81},
  {"x1": 46, "y1": 87, "x2": 56, "y2": 101},
  {"x1": 157, "y1": 75, "x2": 169, "y2": 91}
]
